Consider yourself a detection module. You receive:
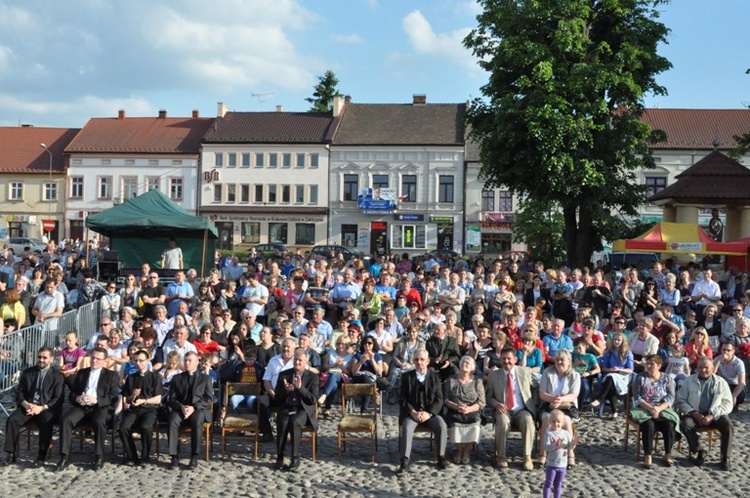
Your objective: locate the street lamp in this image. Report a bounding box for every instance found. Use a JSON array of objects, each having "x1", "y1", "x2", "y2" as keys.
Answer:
[{"x1": 40, "y1": 143, "x2": 53, "y2": 241}]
